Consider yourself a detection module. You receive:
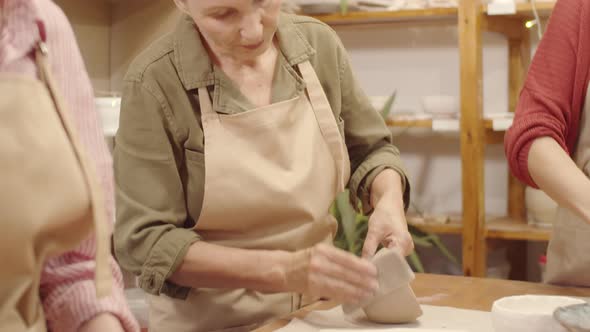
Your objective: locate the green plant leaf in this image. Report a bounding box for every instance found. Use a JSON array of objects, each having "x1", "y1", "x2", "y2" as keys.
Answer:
[
  {"x1": 380, "y1": 91, "x2": 397, "y2": 120},
  {"x1": 335, "y1": 191, "x2": 357, "y2": 250},
  {"x1": 340, "y1": 0, "x2": 349, "y2": 14},
  {"x1": 407, "y1": 251, "x2": 425, "y2": 273},
  {"x1": 412, "y1": 235, "x2": 434, "y2": 248}
]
